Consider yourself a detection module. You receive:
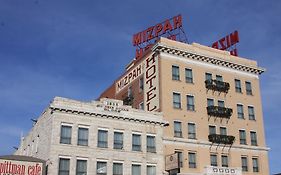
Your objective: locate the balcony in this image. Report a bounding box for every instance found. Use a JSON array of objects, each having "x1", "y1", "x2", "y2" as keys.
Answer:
[
  {"x1": 205, "y1": 79, "x2": 230, "y2": 93},
  {"x1": 208, "y1": 134, "x2": 235, "y2": 145},
  {"x1": 207, "y1": 106, "x2": 233, "y2": 119}
]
